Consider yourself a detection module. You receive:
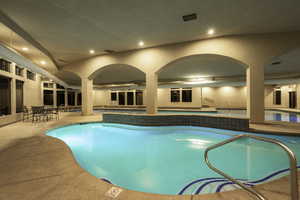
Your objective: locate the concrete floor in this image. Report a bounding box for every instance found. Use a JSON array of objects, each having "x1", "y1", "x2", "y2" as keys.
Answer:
[{"x1": 0, "y1": 112, "x2": 299, "y2": 200}]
